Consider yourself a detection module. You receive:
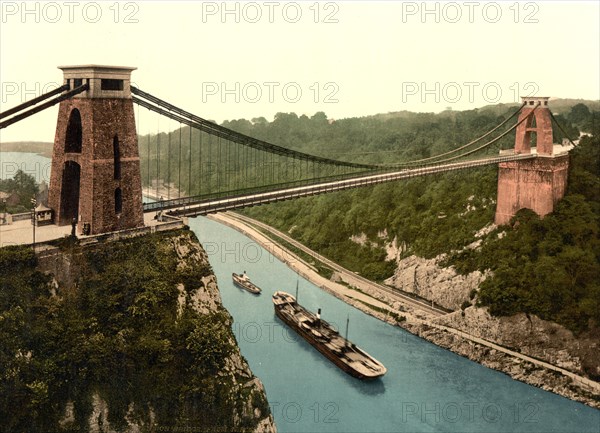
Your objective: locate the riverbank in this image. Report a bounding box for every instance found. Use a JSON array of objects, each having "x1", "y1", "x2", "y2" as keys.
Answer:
[
  {"x1": 0, "y1": 141, "x2": 53, "y2": 157},
  {"x1": 210, "y1": 212, "x2": 600, "y2": 409}
]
